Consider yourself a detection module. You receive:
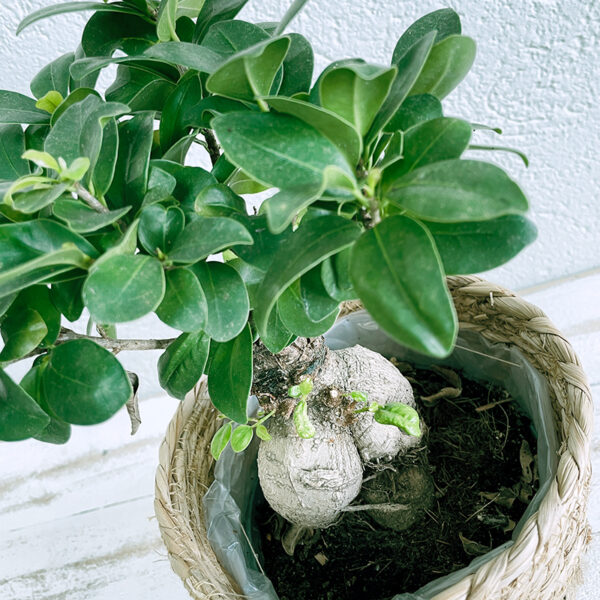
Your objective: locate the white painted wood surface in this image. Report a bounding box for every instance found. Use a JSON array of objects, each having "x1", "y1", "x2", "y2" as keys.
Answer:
[{"x1": 1, "y1": 273, "x2": 598, "y2": 600}]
